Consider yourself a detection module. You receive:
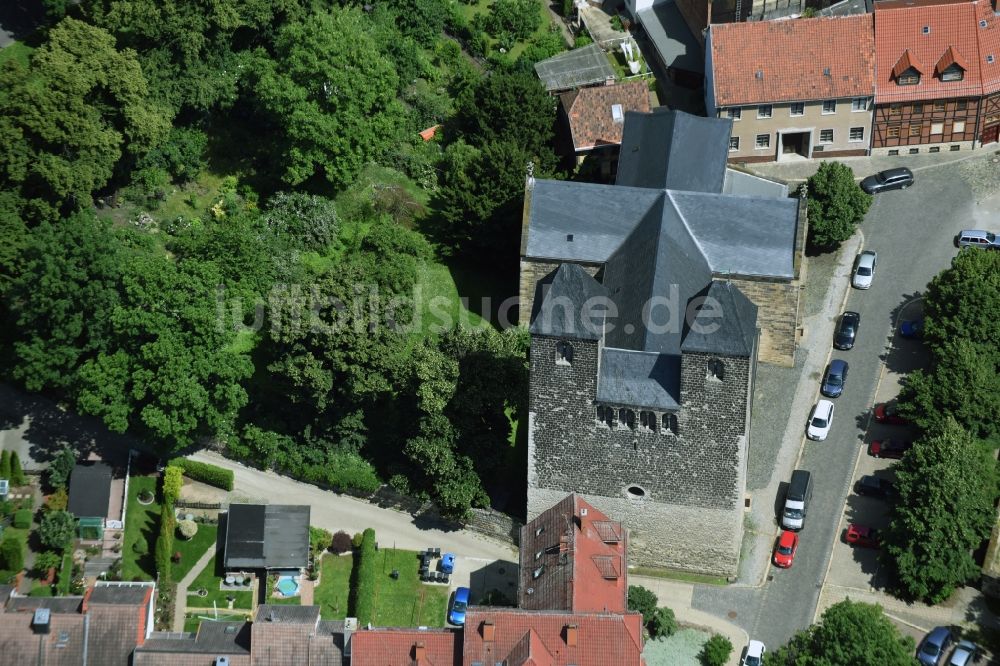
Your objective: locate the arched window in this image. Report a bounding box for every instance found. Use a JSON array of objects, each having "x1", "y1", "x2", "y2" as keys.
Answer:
[
  {"x1": 618, "y1": 409, "x2": 636, "y2": 430},
  {"x1": 596, "y1": 405, "x2": 614, "y2": 428},
  {"x1": 639, "y1": 411, "x2": 656, "y2": 432},
  {"x1": 625, "y1": 485, "x2": 647, "y2": 500},
  {"x1": 662, "y1": 413, "x2": 679, "y2": 435},
  {"x1": 555, "y1": 341, "x2": 573, "y2": 366},
  {"x1": 707, "y1": 358, "x2": 725, "y2": 381}
]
